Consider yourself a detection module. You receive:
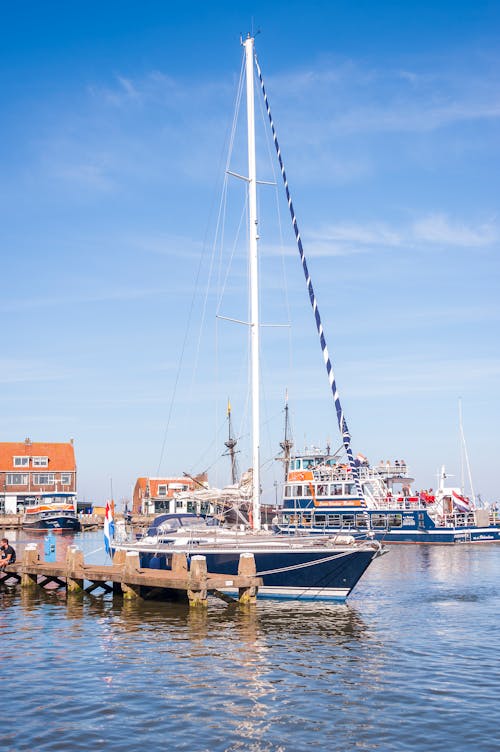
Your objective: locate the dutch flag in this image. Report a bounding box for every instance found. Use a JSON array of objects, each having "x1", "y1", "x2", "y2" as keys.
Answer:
[
  {"x1": 452, "y1": 490, "x2": 471, "y2": 513},
  {"x1": 104, "y1": 501, "x2": 115, "y2": 557}
]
